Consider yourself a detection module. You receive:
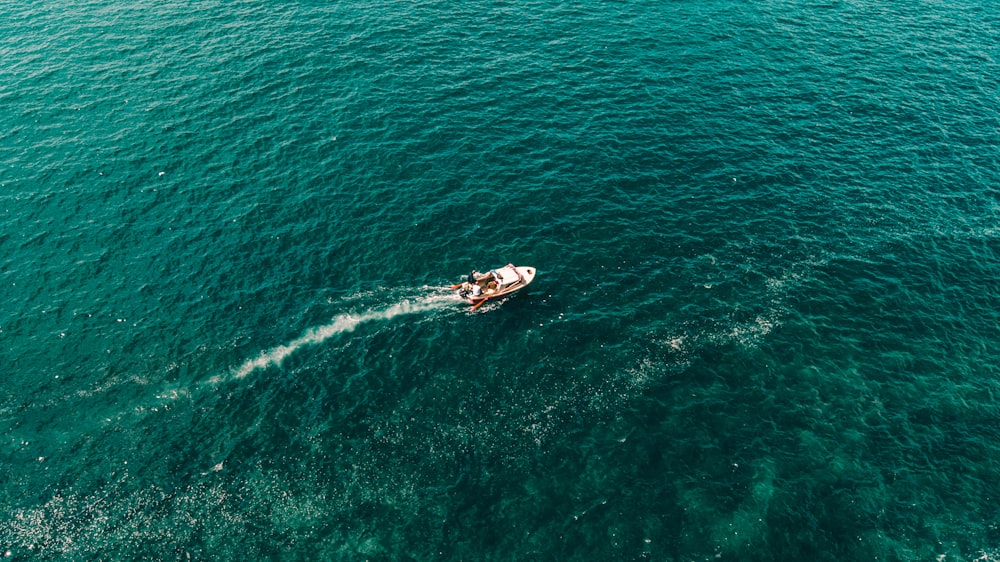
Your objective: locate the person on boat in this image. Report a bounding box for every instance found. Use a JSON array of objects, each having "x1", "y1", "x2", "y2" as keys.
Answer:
[
  {"x1": 467, "y1": 270, "x2": 480, "y2": 284},
  {"x1": 481, "y1": 269, "x2": 497, "y2": 290}
]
